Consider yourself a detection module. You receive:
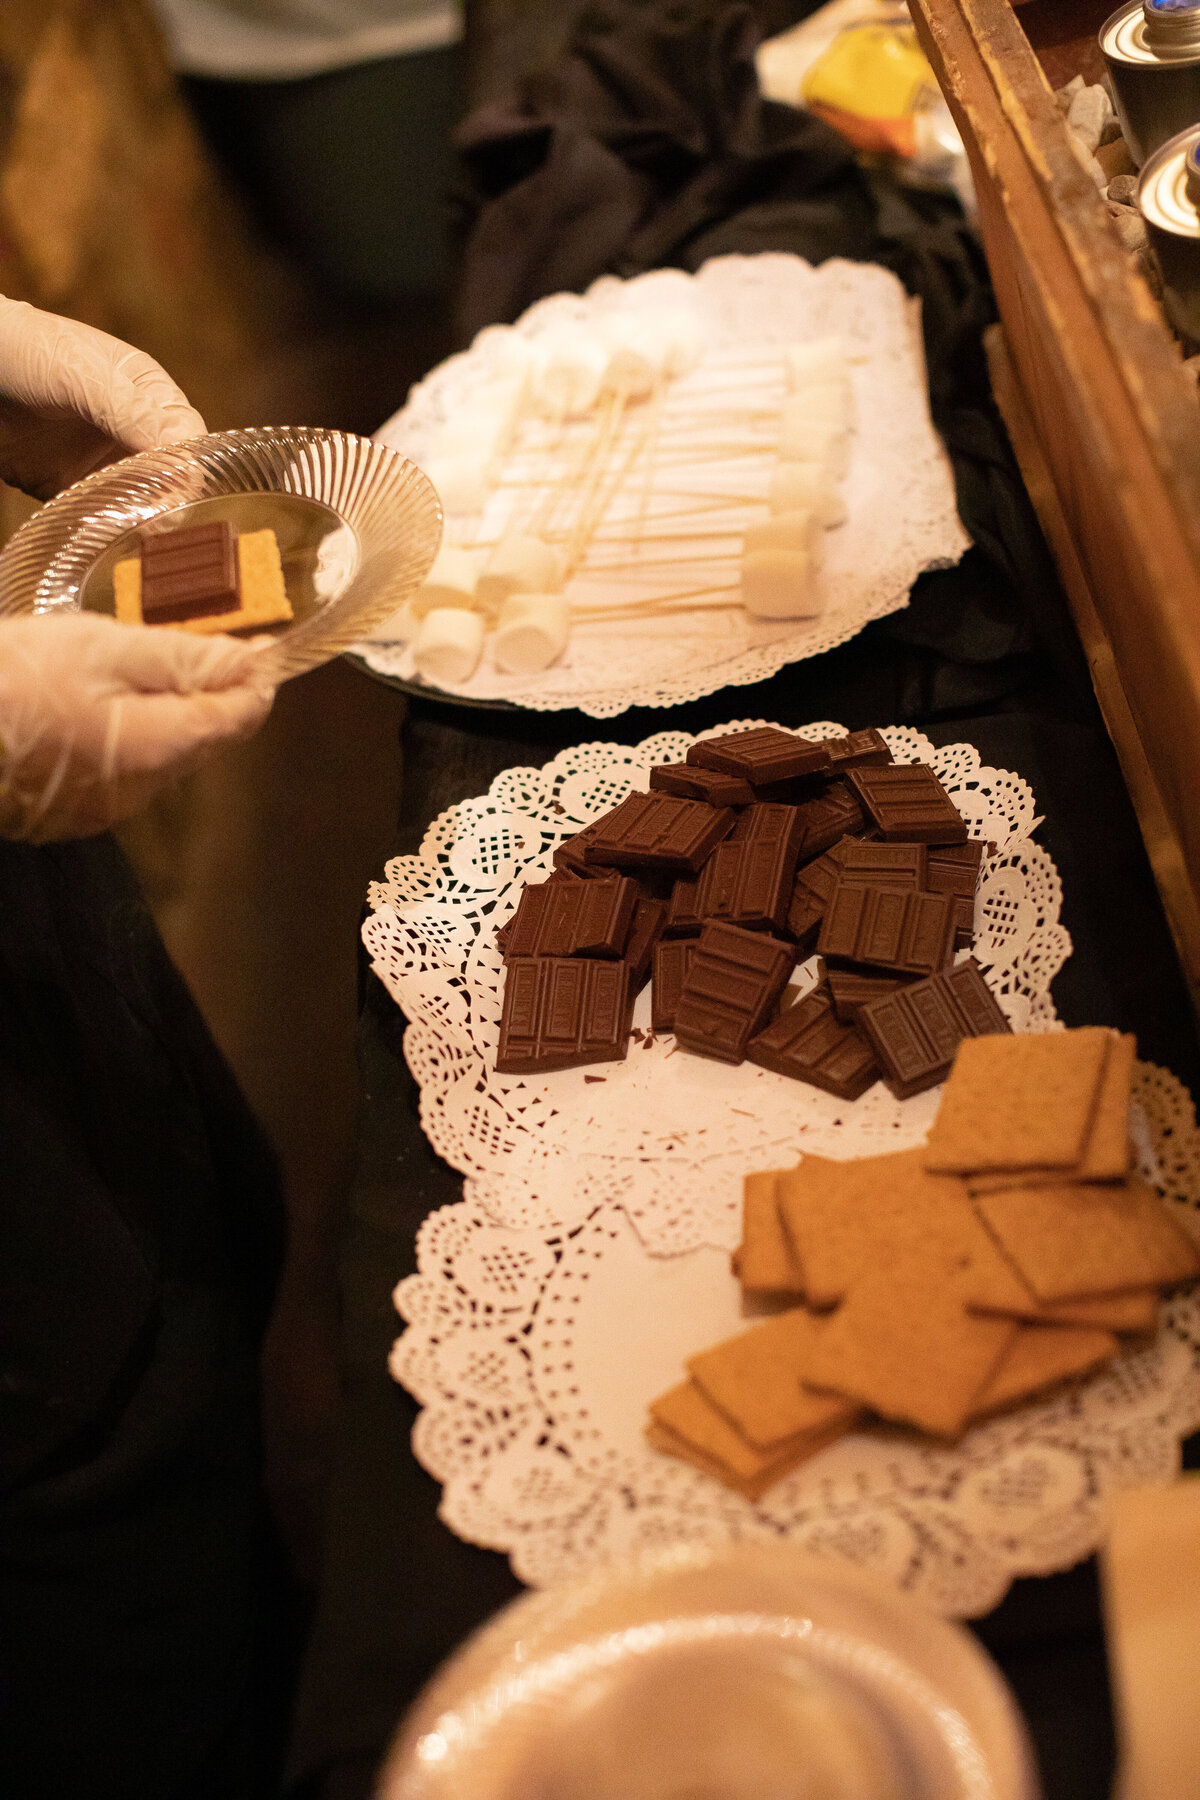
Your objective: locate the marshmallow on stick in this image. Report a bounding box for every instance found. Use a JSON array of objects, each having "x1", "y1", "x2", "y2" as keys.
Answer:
[
  {"x1": 422, "y1": 455, "x2": 490, "y2": 517},
  {"x1": 410, "y1": 546, "x2": 486, "y2": 619},
  {"x1": 785, "y1": 337, "x2": 850, "y2": 389},
  {"x1": 529, "y1": 324, "x2": 609, "y2": 419},
  {"x1": 477, "y1": 533, "x2": 567, "y2": 614},
  {"x1": 777, "y1": 414, "x2": 851, "y2": 478},
  {"x1": 741, "y1": 546, "x2": 823, "y2": 619},
  {"x1": 493, "y1": 593, "x2": 571, "y2": 674},
  {"x1": 768, "y1": 461, "x2": 847, "y2": 526},
  {"x1": 412, "y1": 607, "x2": 485, "y2": 686}
]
